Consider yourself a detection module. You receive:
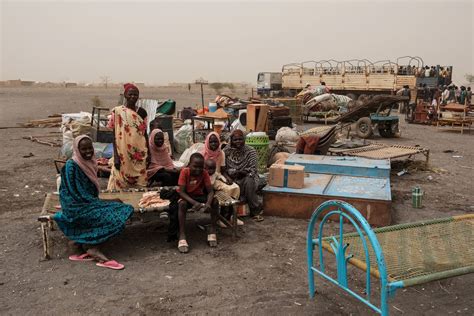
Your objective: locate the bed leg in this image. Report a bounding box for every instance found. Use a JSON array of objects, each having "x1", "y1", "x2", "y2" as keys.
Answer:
[
  {"x1": 232, "y1": 204, "x2": 238, "y2": 240},
  {"x1": 41, "y1": 222, "x2": 51, "y2": 260}
]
